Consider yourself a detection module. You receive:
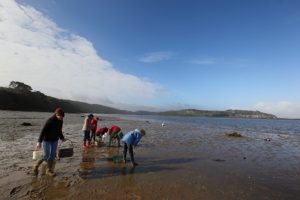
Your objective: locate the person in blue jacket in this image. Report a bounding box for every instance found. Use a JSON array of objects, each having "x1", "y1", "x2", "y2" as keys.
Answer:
[{"x1": 122, "y1": 128, "x2": 146, "y2": 166}]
